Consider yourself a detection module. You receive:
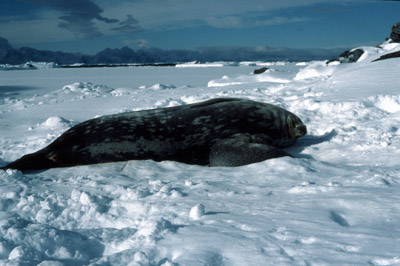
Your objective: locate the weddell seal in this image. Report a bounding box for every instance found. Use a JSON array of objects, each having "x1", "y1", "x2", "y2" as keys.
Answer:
[{"x1": 1, "y1": 98, "x2": 307, "y2": 171}]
